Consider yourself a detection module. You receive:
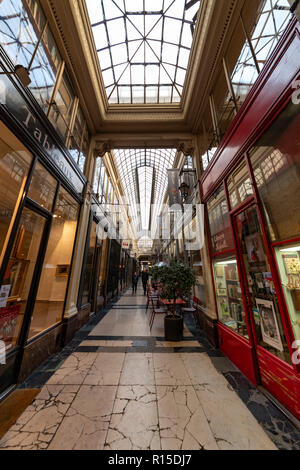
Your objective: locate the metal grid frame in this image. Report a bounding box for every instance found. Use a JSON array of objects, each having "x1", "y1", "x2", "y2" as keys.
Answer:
[
  {"x1": 113, "y1": 148, "x2": 176, "y2": 239},
  {"x1": 86, "y1": 0, "x2": 201, "y2": 104}
]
